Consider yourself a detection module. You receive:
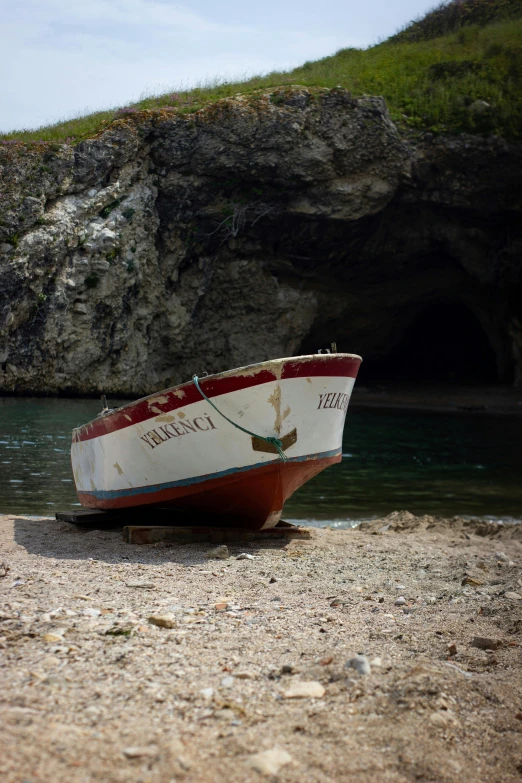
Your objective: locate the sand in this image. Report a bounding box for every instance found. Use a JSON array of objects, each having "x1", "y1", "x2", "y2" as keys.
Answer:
[{"x1": 1, "y1": 511, "x2": 521, "y2": 782}]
